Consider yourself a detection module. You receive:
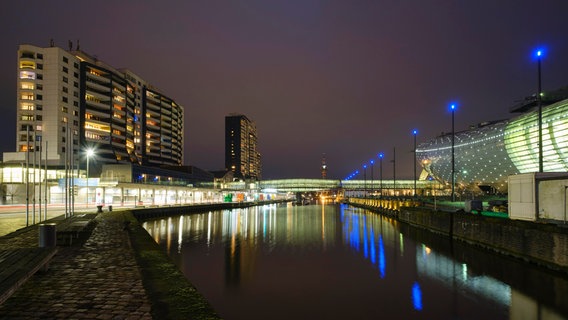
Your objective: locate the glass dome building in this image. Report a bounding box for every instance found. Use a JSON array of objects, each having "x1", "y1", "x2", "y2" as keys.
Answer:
[{"x1": 416, "y1": 98, "x2": 568, "y2": 192}]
